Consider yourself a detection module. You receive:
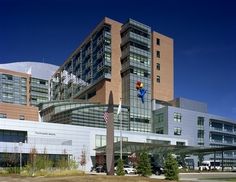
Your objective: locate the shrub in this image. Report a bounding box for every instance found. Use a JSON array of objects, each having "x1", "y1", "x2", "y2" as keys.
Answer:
[
  {"x1": 136, "y1": 151, "x2": 152, "y2": 177},
  {"x1": 116, "y1": 158, "x2": 125, "y2": 176},
  {"x1": 164, "y1": 153, "x2": 179, "y2": 181}
]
